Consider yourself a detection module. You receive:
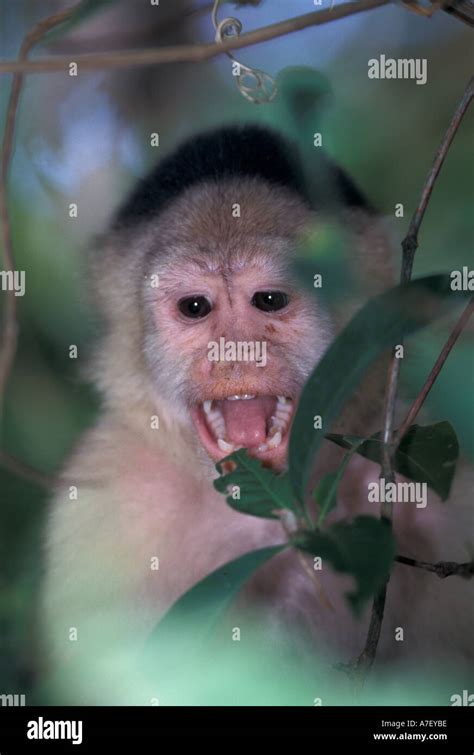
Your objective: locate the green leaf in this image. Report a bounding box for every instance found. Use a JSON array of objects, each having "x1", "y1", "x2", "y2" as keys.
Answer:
[
  {"x1": 147, "y1": 545, "x2": 285, "y2": 646},
  {"x1": 40, "y1": 0, "x2": 119, "y2": 44},
  {"x1": 214, "y1": 448, "x2": 296, "y2": 519},
  {"x1": 289, "y1": 275, "x2": 468, "y2": 502},
  {"x1": 294, "y1": 516, "x2": 396, "y2": 614},
  {"x1": 327, "y1": 421, "x2": 459, "y2": 502}
]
